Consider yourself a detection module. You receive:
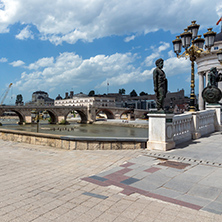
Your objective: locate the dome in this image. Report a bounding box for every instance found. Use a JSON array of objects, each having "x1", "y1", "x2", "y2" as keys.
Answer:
[
  {"x1": 214, "y1": 31, "x2": 222, "y2": 42},
  {"x1": 33, "y1": 90, "x2": 48, "y2": 95},
  {"x1": 56, "y1": 94, "x2": 63, "y2": 100}
]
